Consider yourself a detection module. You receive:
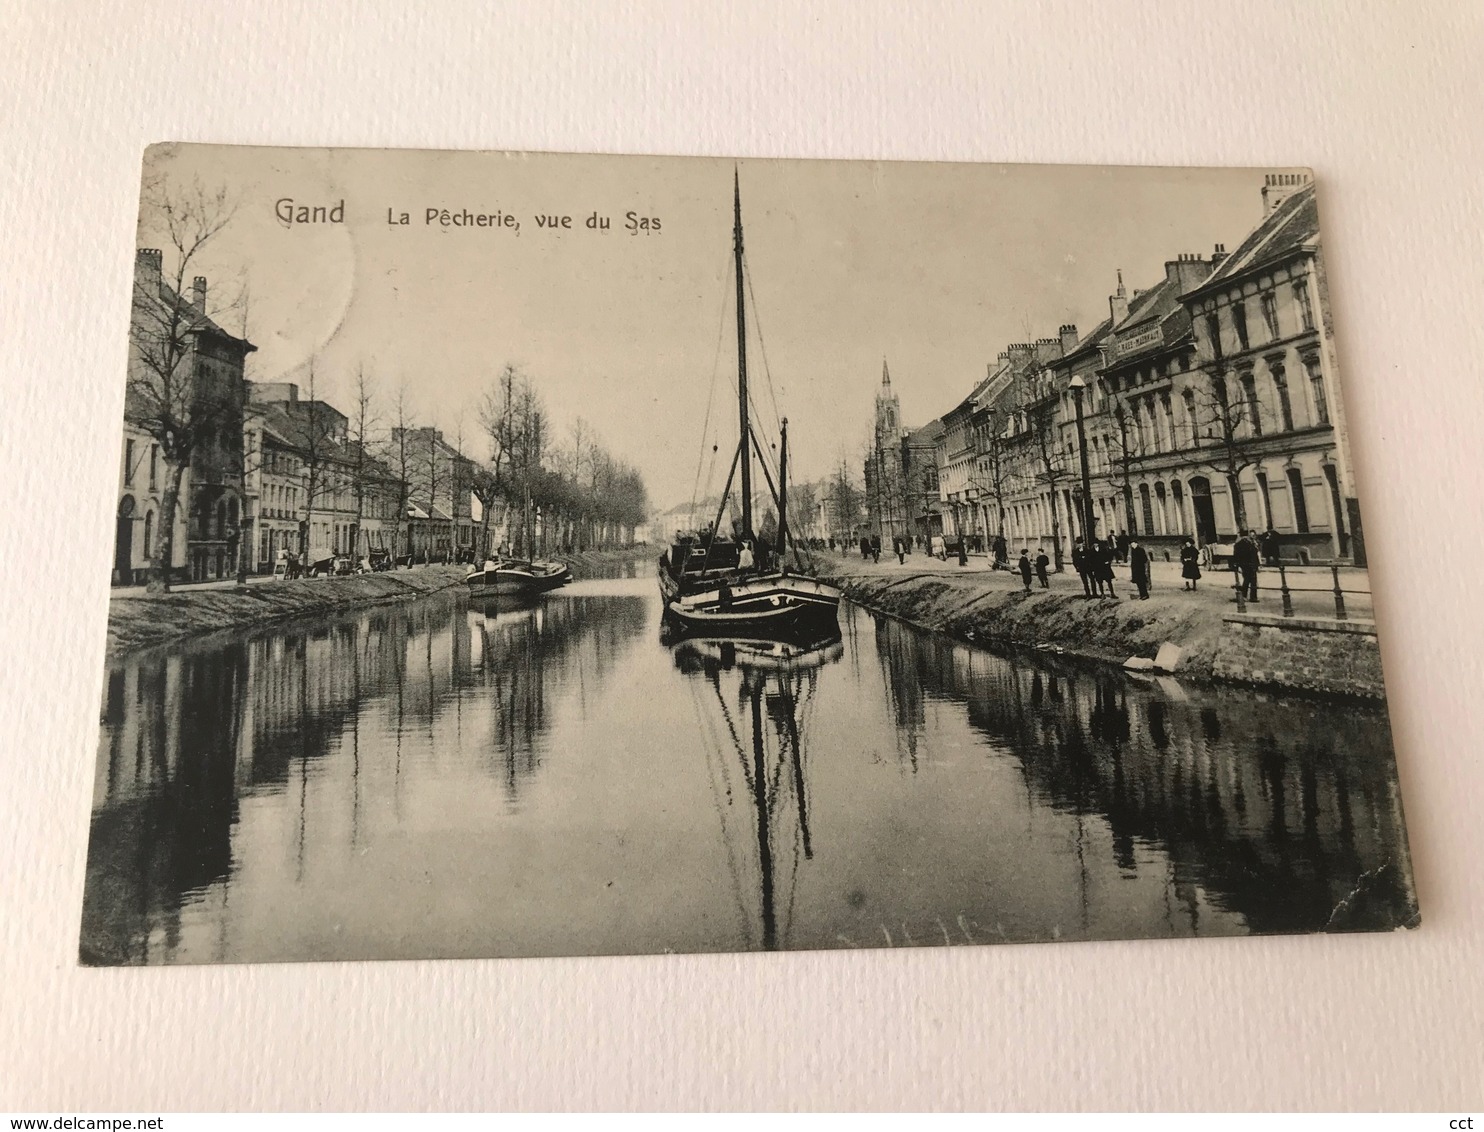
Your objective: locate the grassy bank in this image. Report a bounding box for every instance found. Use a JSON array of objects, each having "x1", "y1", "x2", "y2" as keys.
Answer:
[
  {"x1": 819, "y1": 568, "x2": 1229, "y2": 677},
  {"x1": 106, "y1": 545, "x2": 654, "y2": 658}
]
